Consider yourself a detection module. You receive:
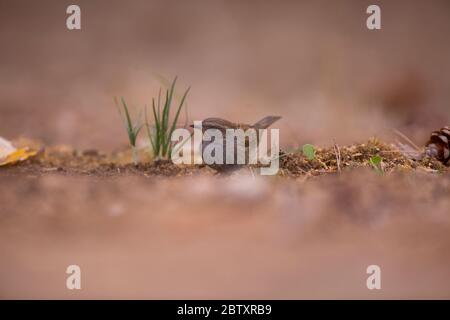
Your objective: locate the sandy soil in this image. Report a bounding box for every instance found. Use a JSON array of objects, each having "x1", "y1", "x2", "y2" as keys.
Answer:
[{"x1": 0, "y1": 146, "x2": 449, "y2": 299}]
